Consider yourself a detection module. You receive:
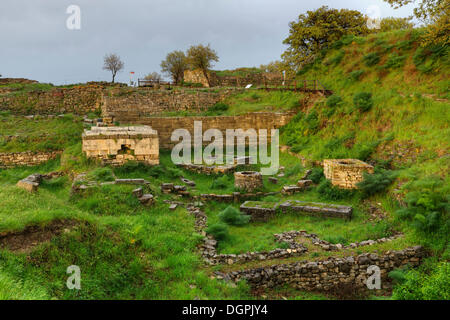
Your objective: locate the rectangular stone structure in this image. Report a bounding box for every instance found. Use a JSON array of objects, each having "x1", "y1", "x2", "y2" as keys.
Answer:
[
  {"x1": 82, "y1": 126, "x2": 159, "y2": 166},
  {"x1": 240, "y1": 201, "x2": 280, "y2": 222},
  {"x1": 323, "y1": 159, "x2": 374, "y2": 189},
  {"x1": 279, "y1": 200, "x2": 352, "y2": 220}
]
